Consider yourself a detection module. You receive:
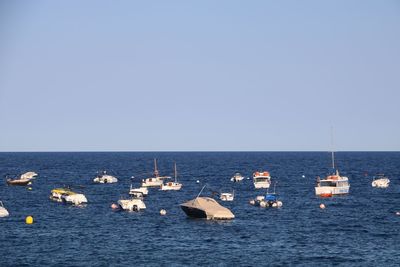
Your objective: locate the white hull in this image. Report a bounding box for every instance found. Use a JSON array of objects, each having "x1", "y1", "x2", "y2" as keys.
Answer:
[
  {"x1": 372, "y1": 178, "x2": 390, "y2": 188},
  {"x1": 0, "y1": 207, "x2": 9, "y2": 217},
  {"x1": 315, "y1": 186, "x2": 350, "y2": 196},
  {"x1": 50, "y1": 192, "x2": 88, "y2": 205},
  {"x1": 118, "y1": 199, "x2": 146, "y2": 211},
  {"x1": 160, "y1": 182, "x2": 182, "y2": 191},
  {"x1": 141, "y1": 178, "x2": 163, "y2": 187},
  {"x1": 254, "y1": 181, "x2": 270, "y2": 189},
  {"x1": 93, "y1": 175, "x2": 118, "y2": 184},
  {"x1": 130, "y1": 187, "x2": 148, "y2": 196},
  {"x1": 220, "y1": 193, "x2": 234, "y2": 201}
]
